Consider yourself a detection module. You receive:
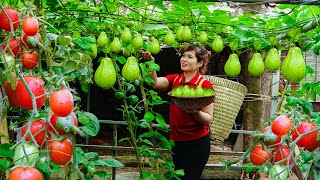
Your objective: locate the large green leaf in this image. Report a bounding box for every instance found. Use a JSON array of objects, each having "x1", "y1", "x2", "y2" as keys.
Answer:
[
  {"x1": 0, "y1": 143, "x2": 14, "y2": 158},
  {"x1": 78, "y1": 112, "x2": 100, "y2": 136}
]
